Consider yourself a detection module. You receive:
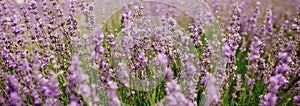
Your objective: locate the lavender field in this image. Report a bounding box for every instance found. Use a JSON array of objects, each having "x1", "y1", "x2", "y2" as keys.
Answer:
[{"x1": 0, "y1": 0, "x2": 299, "y2": 106}]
